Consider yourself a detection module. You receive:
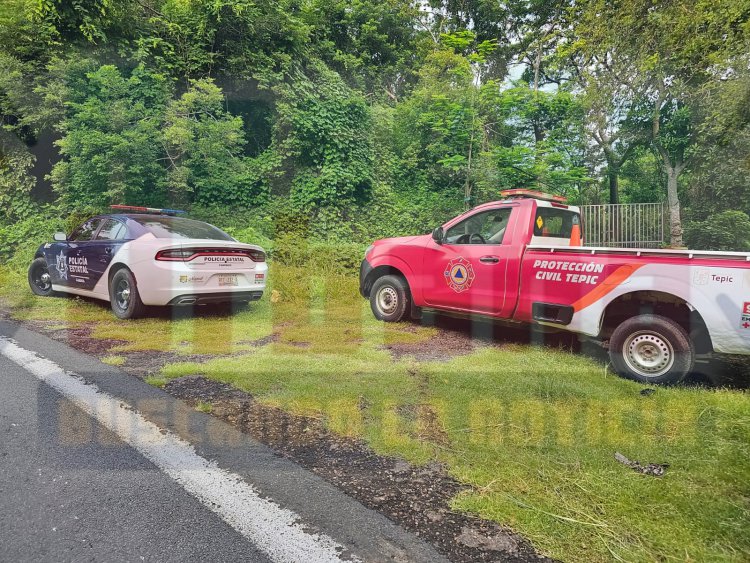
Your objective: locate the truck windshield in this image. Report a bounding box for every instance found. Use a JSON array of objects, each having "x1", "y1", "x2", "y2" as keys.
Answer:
[{"x1": 134, "y1": 217, "x2": 235, "y2": 241}]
